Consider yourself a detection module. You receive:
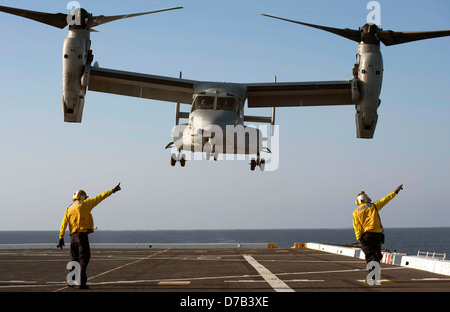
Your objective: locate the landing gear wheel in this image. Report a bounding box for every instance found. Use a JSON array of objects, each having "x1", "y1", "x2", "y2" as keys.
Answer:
[
  {"x1": 249, "y1": 155, "x2": 265, "y2": 171},
  {"x1": 205, "y1": 142, "x2": 219, "y2": 161},
  {"x1": 250, "y1": 158, "x2": 256, "y2": 171},
  {"x1": 170, "y1": 151, "x2": 187, "y2": 167}
]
